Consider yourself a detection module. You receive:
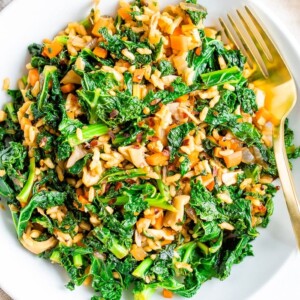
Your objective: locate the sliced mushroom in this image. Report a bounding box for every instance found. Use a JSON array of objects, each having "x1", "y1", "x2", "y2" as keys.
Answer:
[
  {"x1": 66, "y1": 145, "x2": 88, "y2": 169},
  {"x1": 20, "y1": 234, "x2": 57, "y2": 255},
  {"x1": 163, "y1": 195, "x2": 190, "y2": 231},
  {"x1": 82, "y1": 166, "x2": 101, "y2": 187}
]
